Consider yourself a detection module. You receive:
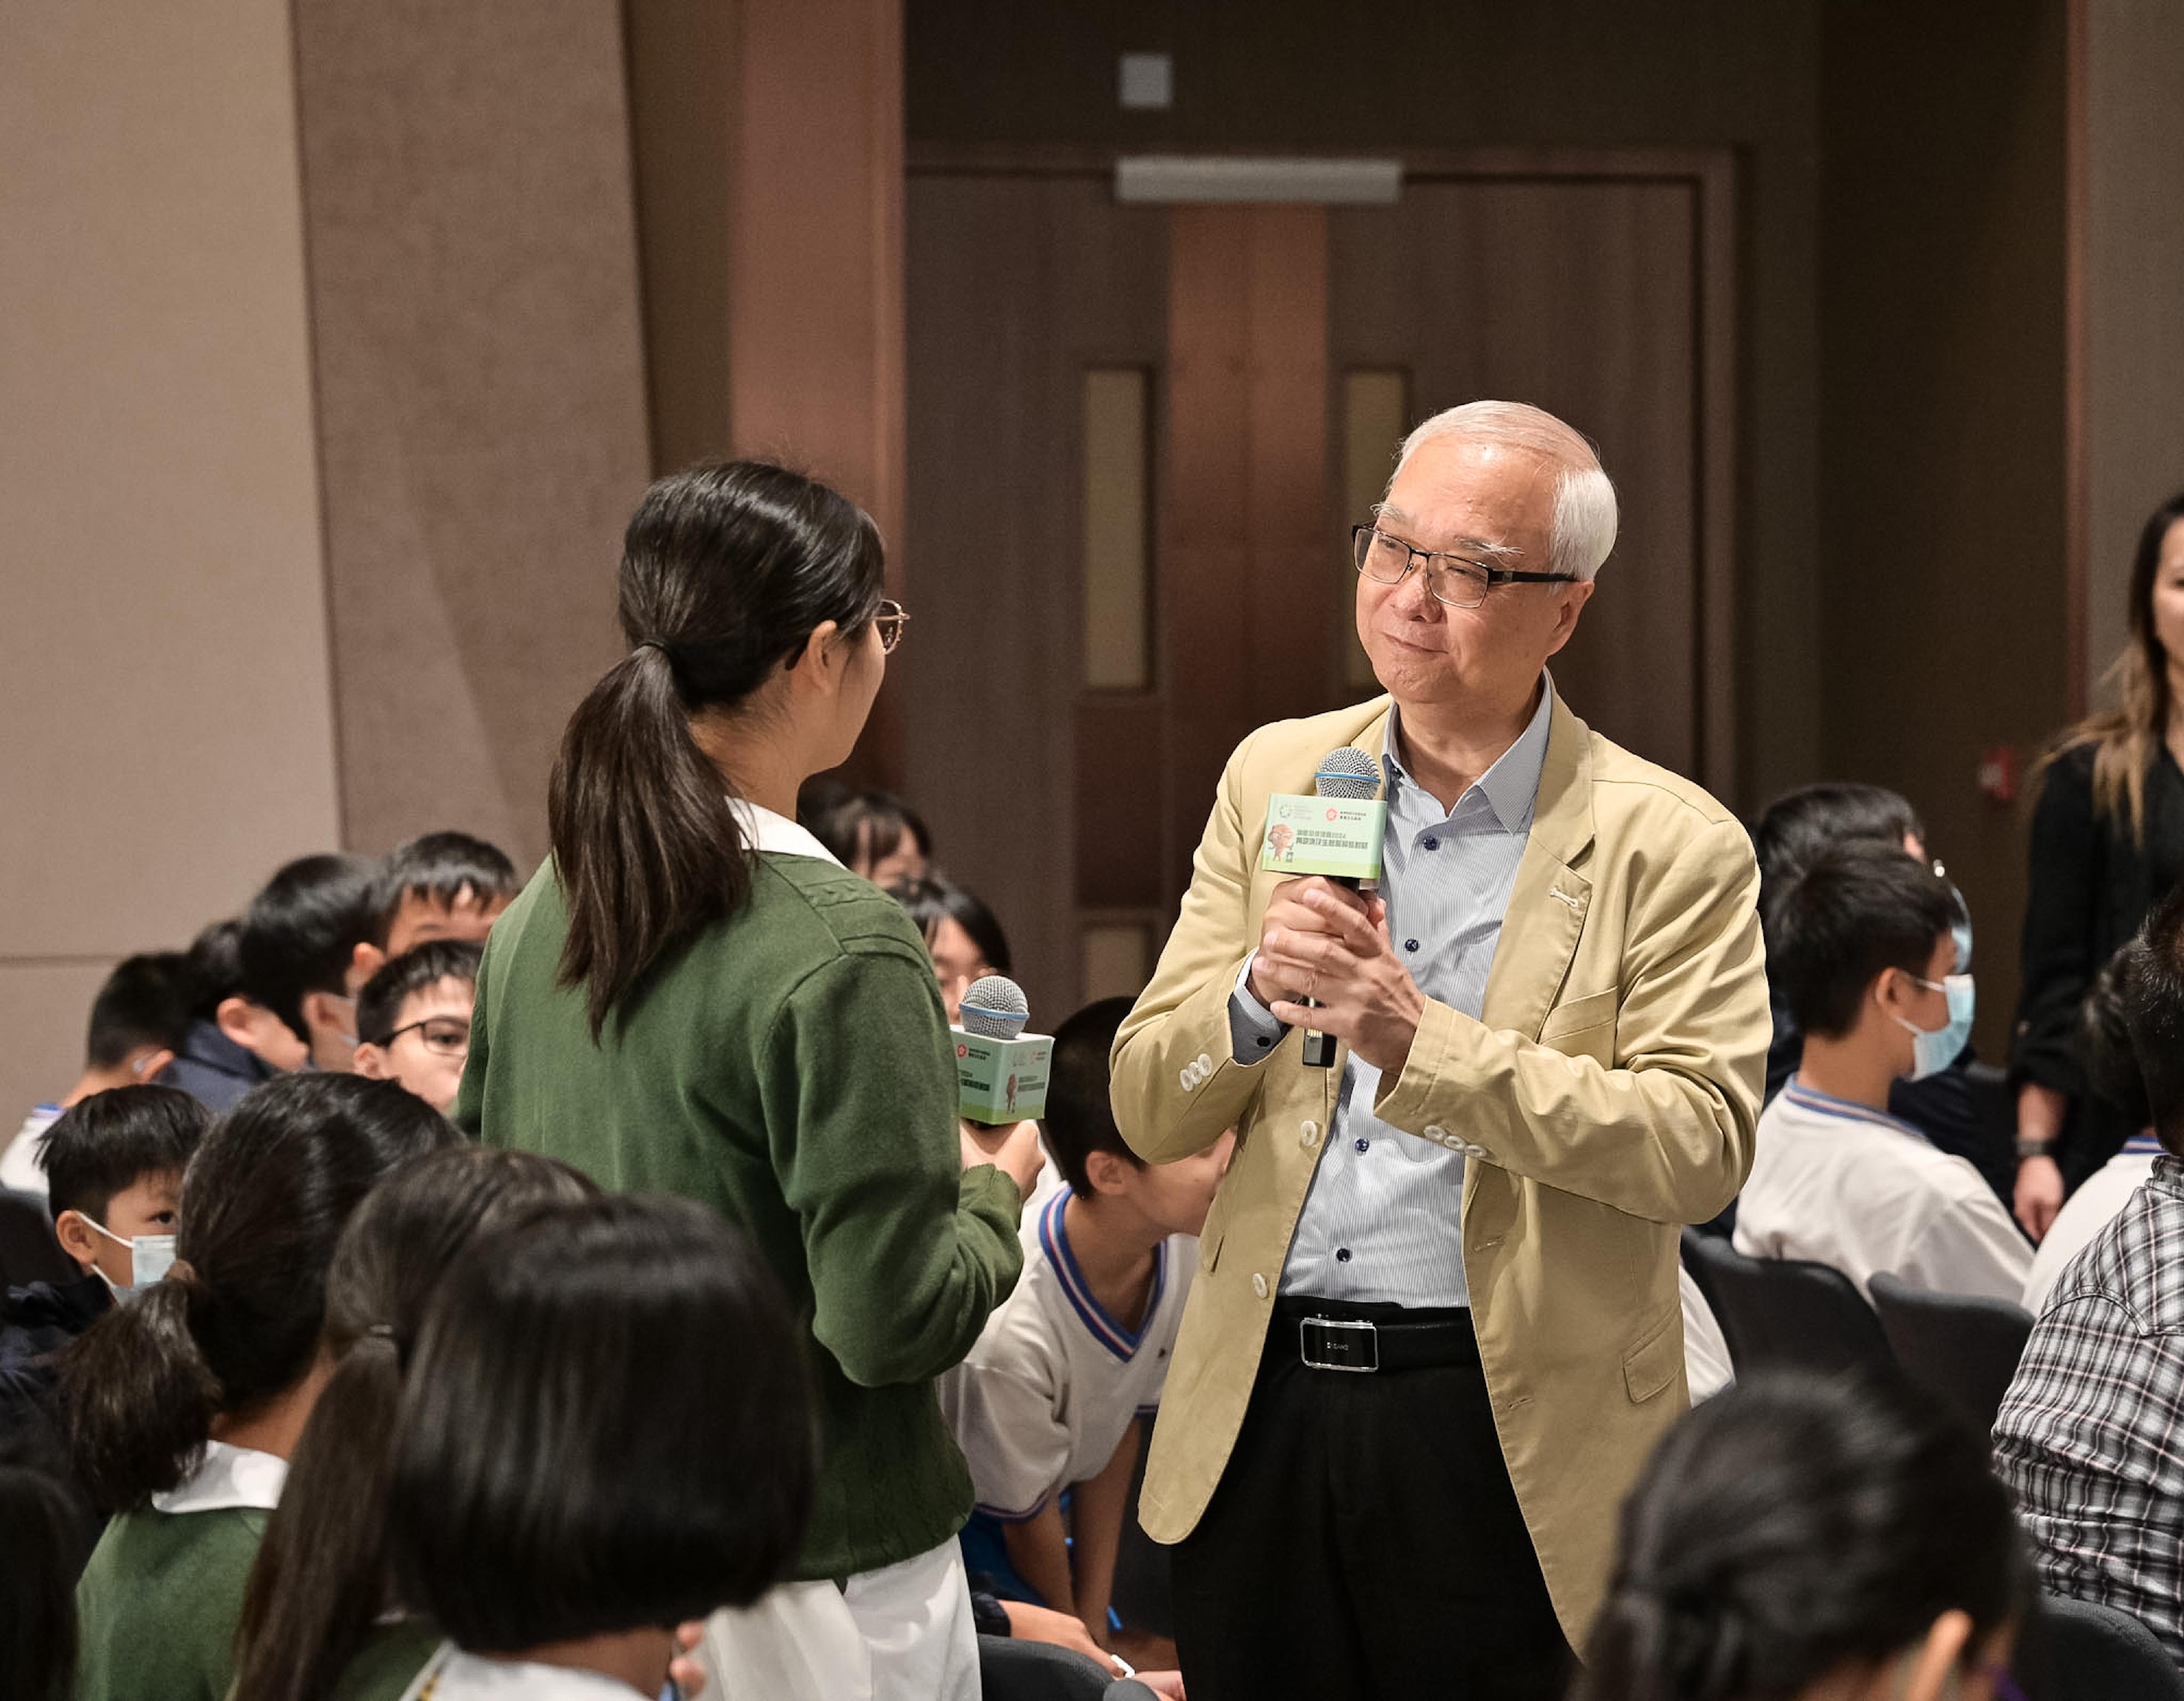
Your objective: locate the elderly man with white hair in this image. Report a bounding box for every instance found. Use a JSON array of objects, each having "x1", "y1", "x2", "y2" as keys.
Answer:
[{"x1": 1112, "y1": 401, "x2": 1771, "y2": 1698}]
